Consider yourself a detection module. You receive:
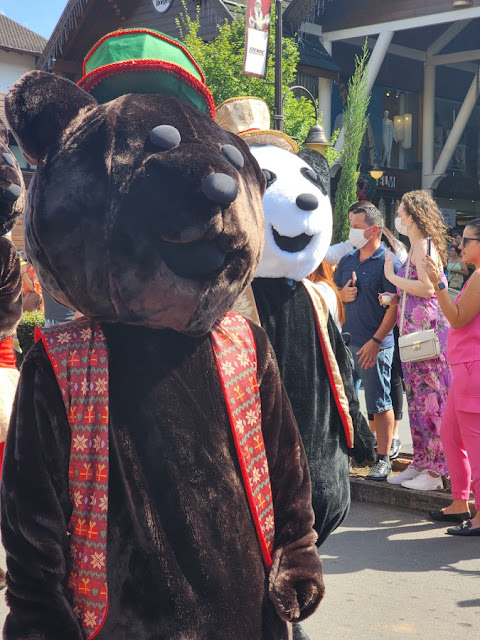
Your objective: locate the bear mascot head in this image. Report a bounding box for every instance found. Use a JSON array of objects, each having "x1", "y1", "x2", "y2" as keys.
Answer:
[
  {"x1": 6, "y1": 33, "x2": 266, "y2": 337},
  {"x1": 1, "y1": 31, "x2": 324, "y2": 640}
]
